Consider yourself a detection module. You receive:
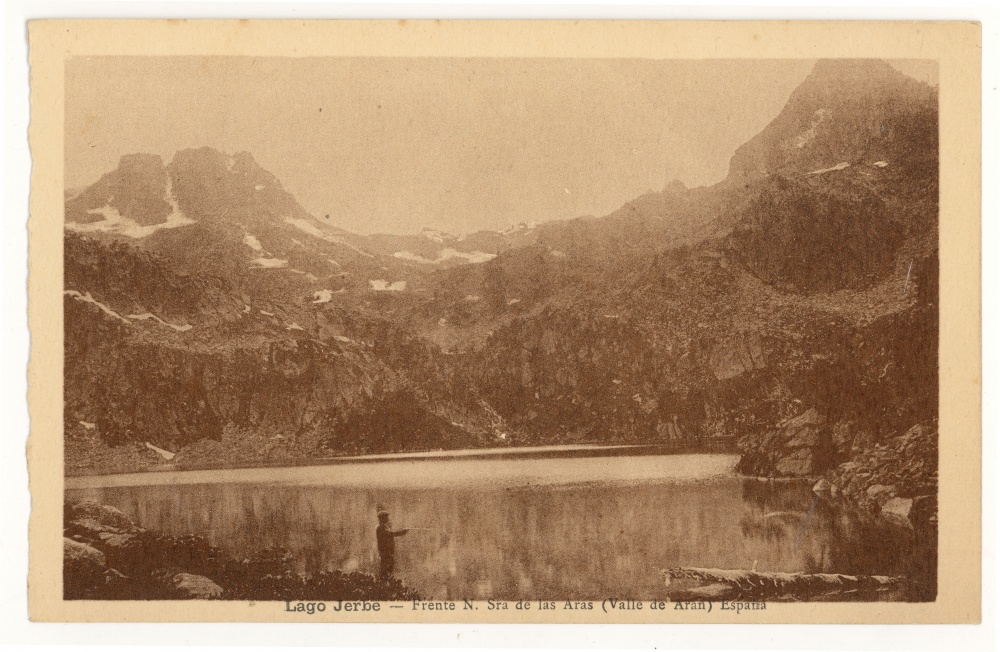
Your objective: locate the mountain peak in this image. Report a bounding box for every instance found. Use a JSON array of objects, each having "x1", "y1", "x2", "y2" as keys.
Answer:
[
  {"x1": 118, "y1": 152, "x2": 166, "y2": 173},
  {"x1": 663, "y1": 179, "x2": 687, "y2": 194},
  {"x1": 805, "y1": 58, "x2": 906, "y2": 85},
  {"x1": 167, "y1": 148, "x2": 267, "y2": 176},
  {"x1": 171, "y1": 145, "x2": 226, "y2": 162},
  {"x1": 726, "y1": 58, "x2": 937, "y2": 181}
]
